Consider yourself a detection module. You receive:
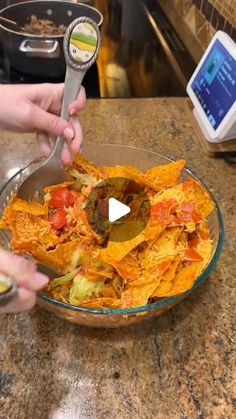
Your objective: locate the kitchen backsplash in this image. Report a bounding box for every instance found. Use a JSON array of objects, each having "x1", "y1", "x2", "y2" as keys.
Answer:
[{"x1": 173, "y1": 0, "x2": 236, "y2": 48}]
